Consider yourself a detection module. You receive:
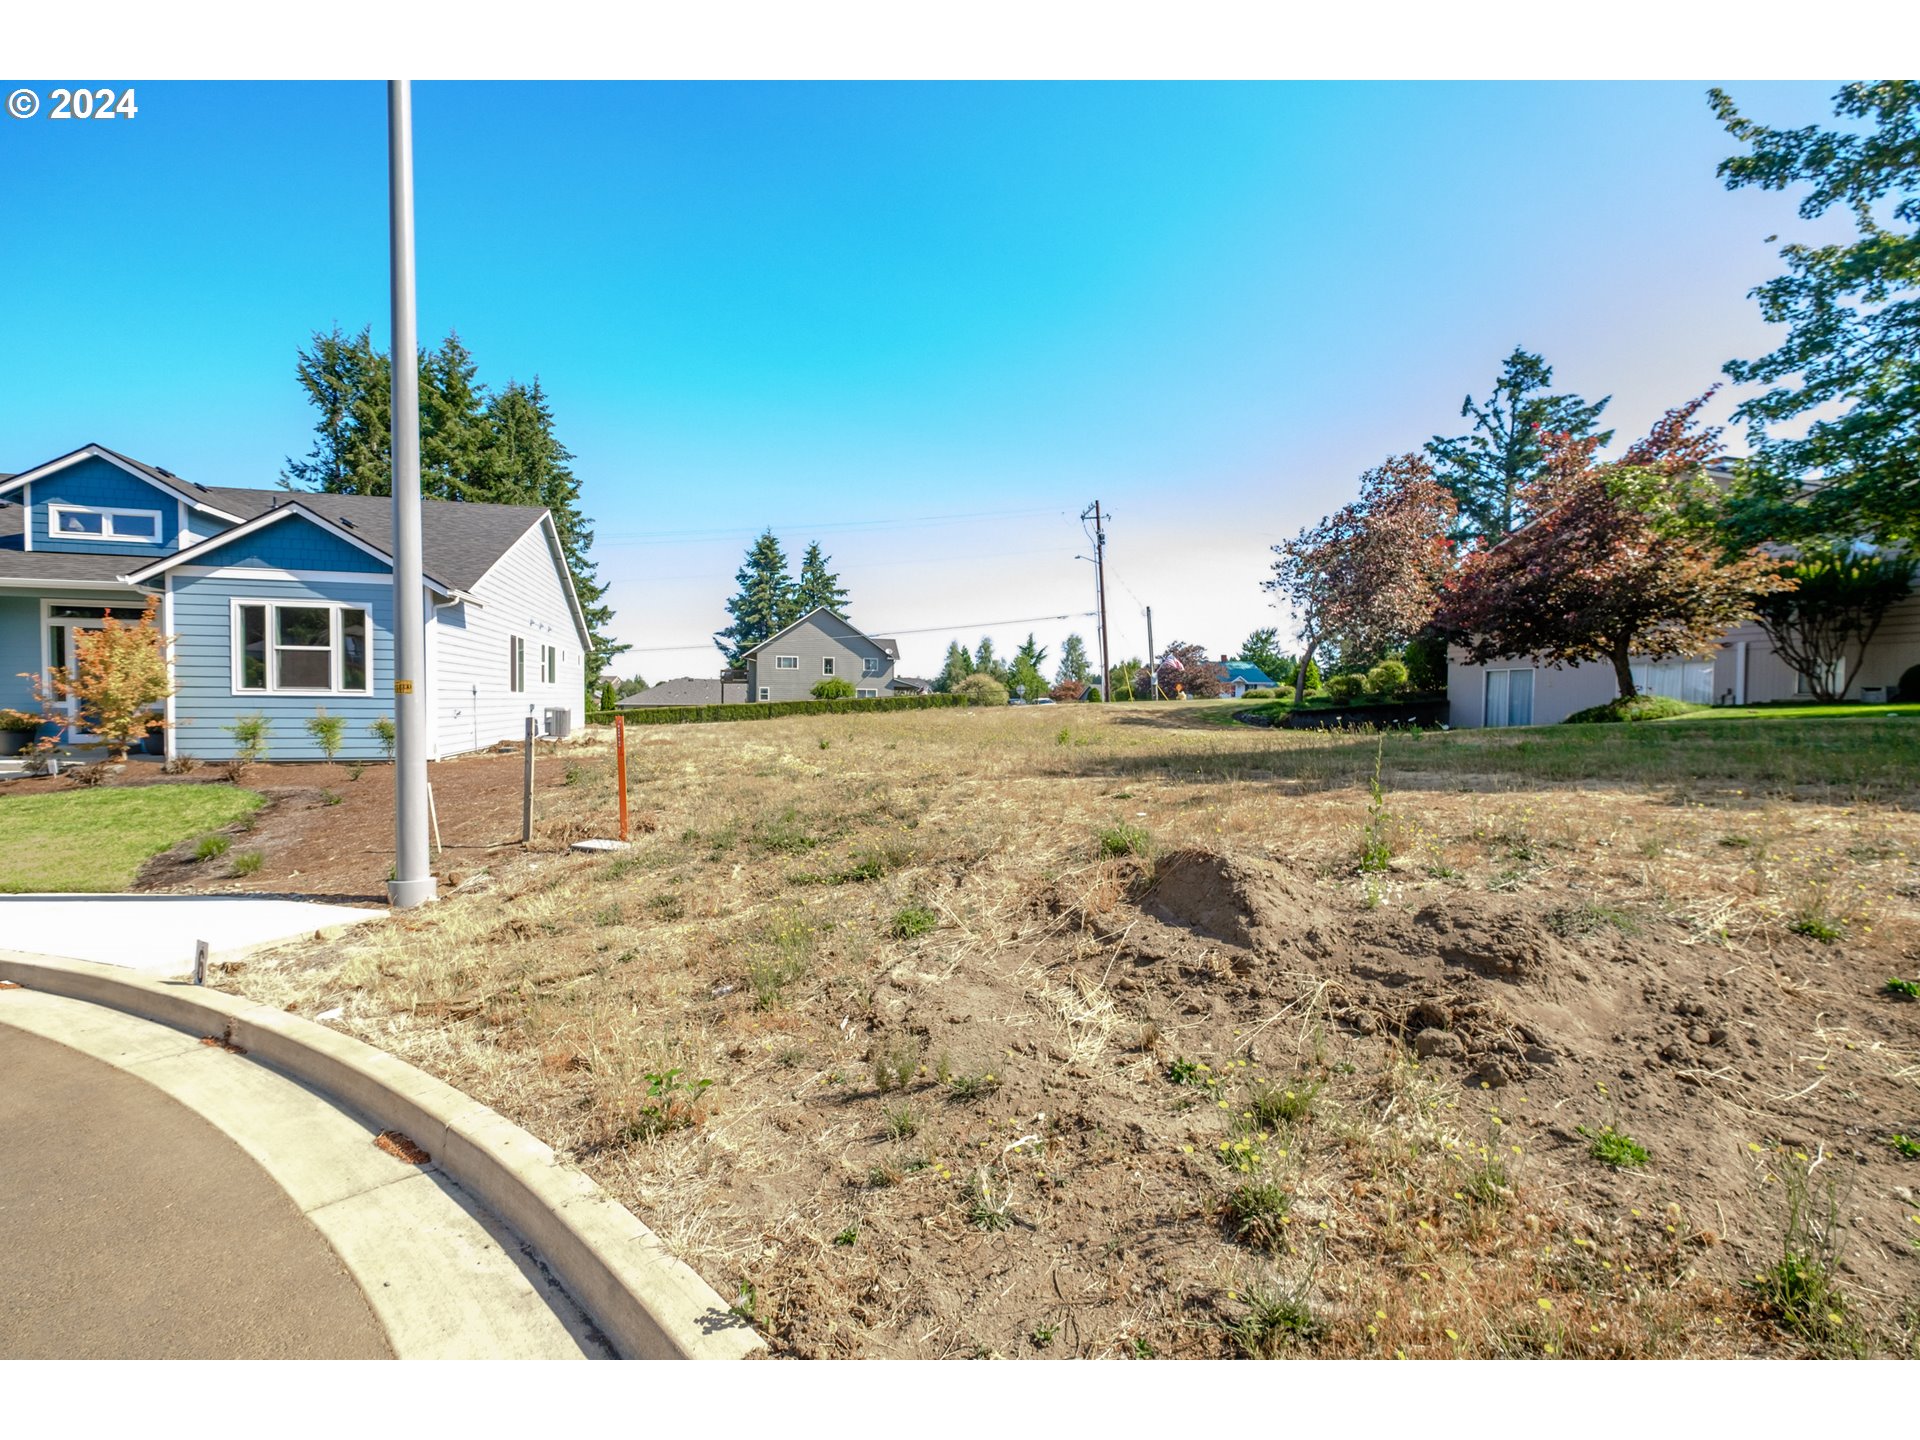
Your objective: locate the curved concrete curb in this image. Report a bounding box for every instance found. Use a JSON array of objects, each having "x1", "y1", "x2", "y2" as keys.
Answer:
[{"x1": 0, "y1": 952, "x2": 763, "y2": 1361}]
